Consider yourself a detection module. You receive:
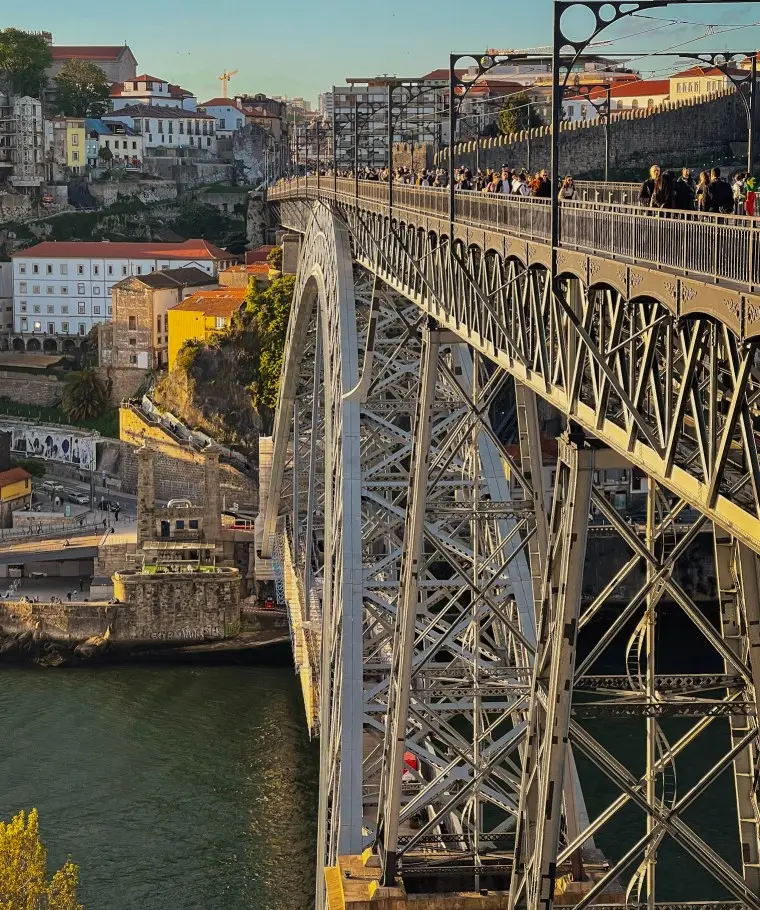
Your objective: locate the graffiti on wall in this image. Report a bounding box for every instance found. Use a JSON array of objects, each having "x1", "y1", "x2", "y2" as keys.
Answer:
[{"x1": 9, "y1": 426, "x2": 95, "y2": 470}]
